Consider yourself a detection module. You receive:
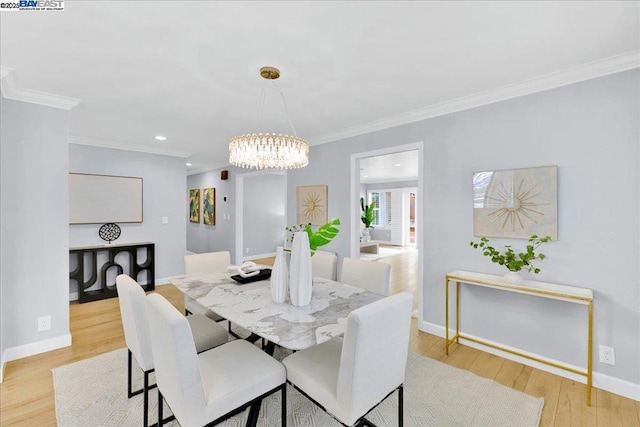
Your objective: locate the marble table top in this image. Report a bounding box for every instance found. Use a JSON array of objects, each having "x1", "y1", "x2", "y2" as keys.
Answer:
[{"x1": 169, "y1": 272, "x2": 383, "y2": 350}]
